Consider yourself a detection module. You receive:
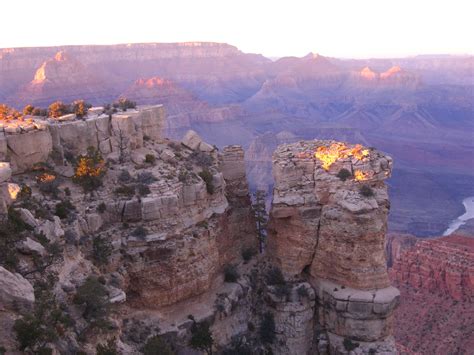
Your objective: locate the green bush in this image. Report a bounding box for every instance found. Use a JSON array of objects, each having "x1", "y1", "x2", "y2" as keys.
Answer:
[
  {"x1": 14, "y1": 277, "x2": 72, "y2": 353},
  {"x1": 297, "y1": 285, "x2": 309, "y2": 298},
  {"x1": 132, "y1": 226, "x2": 148, "y2": 238},
  {"x1": 145, "y1": 154, "x2": 156, "y2": 164},
  {"x1": 337, "y1": 168, "x2": 352, "y2": 181},
  {"x1": 137, "y1": 172, "x2": 157, "y2": 185},
  {"x1": 143, "y1": 335, "x2": 175, "y2": 355},
  {"x1": 73, "y1": 276, "x2": 108, "y2": 325},
  {"x1": 118, "y1": 170, "x2": 132, "y2": 183},
  {"x1": 188, "y1": 316, "x2": 214, "y2": 355},
  {"x1": 97, "y1": 202, "x2": 107, "y2": 214},
  {"x1": 343, "y1": 338, "x2": 360, "y2": 351},
  {"x1": 137, "y1": 184, "x2": 151, "y2": 196},
  {"x1": 359, "y1": 184, "x2": 374, "y2": 197},
  {"x1": 265, "y1": 267, "x2": 285, "y2": 286},
  {"x1": 224, "y1": 264, "x2": 239, "y2": 283},
  {"x1": 114, "y1": 185, "x2": 135, "y2": 197},
  {"x1": 259, "y1": 312, "x2": 275, "y2": 344},
  {"x1": 55, "y1": 200, "x2": 75, "y2": 219},
  {"x1": 241, "y1": 247, "x2": 256, "y2": 262},
  {"x1": 92, "y1": 235, "x2": 113, "y2": 267},
  {"x1": 198, "y1": 169, "x2": 214, "y2": 194}
]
